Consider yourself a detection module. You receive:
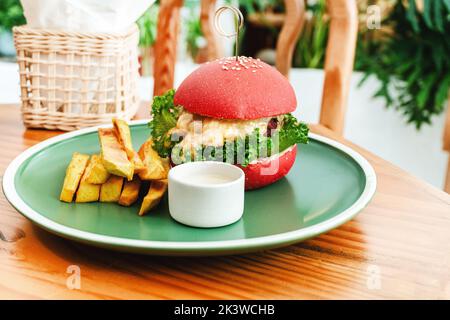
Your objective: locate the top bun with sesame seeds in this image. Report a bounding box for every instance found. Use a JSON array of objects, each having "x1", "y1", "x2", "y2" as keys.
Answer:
[{"x1": 174, "y1": 56, "x2": 297, "y2": 119}]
